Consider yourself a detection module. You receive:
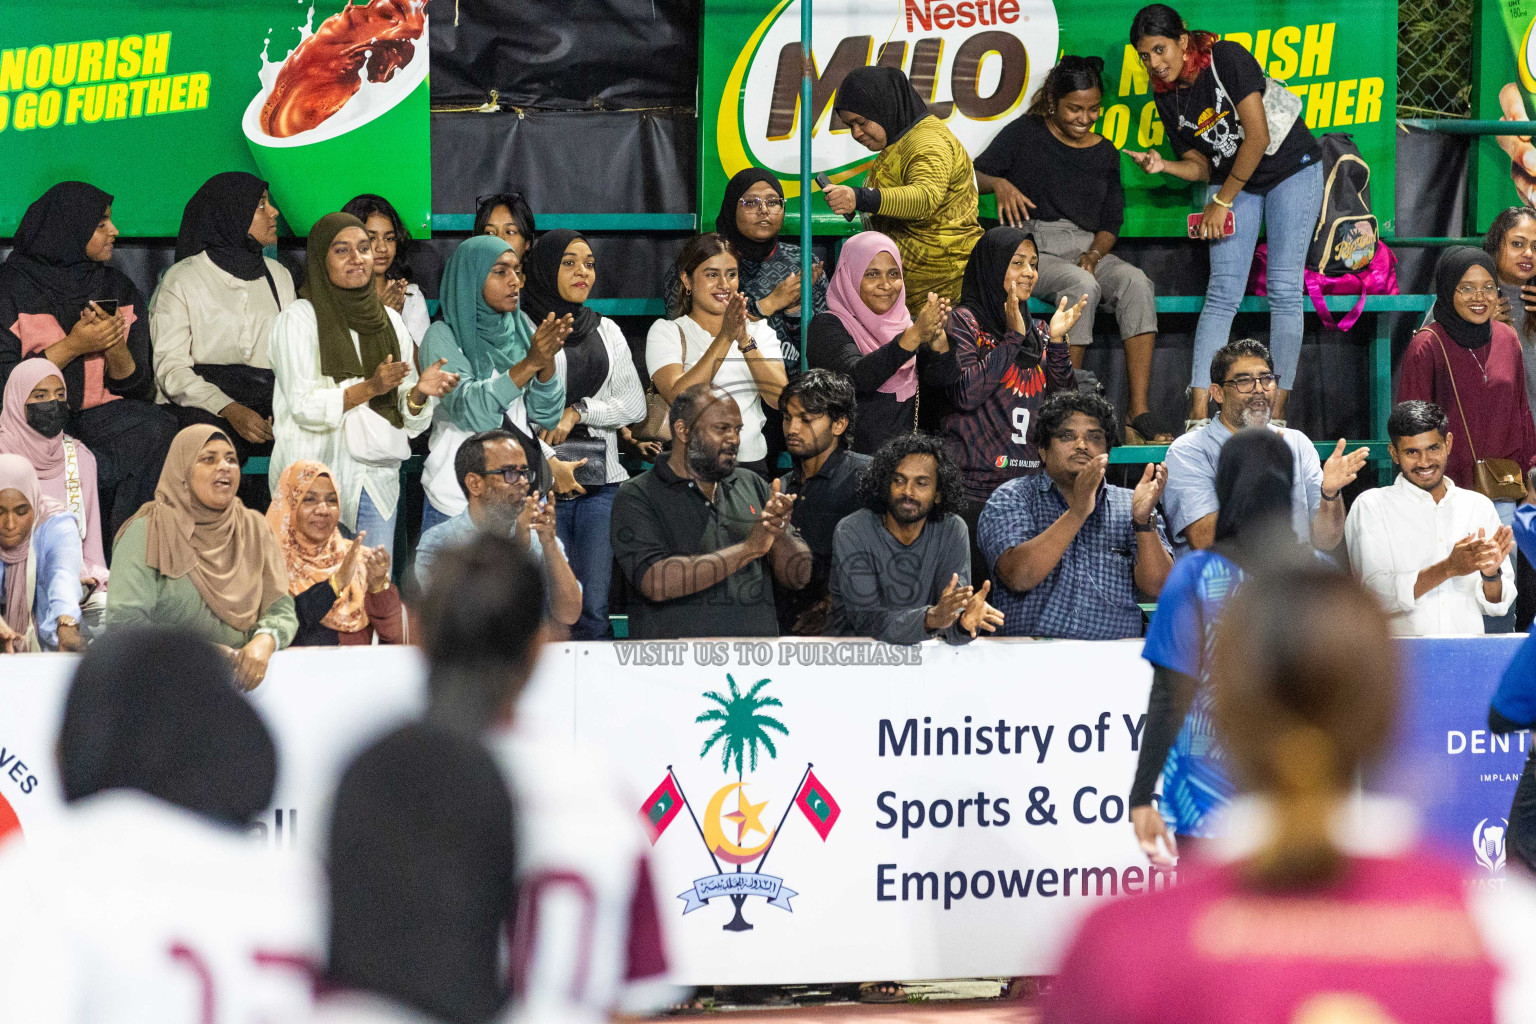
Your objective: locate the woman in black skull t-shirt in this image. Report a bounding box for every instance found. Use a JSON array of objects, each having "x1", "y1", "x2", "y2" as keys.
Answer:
[{"x1": 1123, "y1": 3, "x2": 1322, "y2": 431}]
